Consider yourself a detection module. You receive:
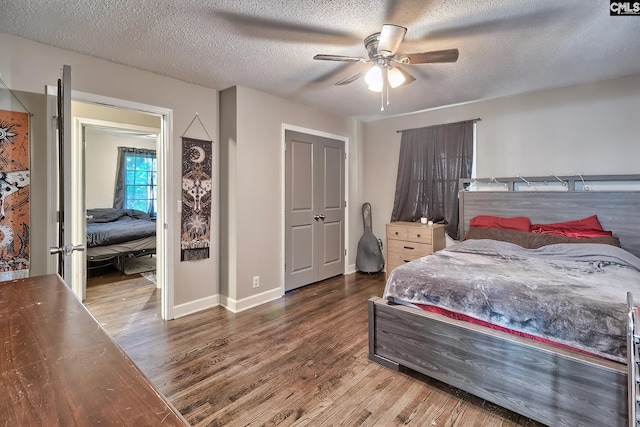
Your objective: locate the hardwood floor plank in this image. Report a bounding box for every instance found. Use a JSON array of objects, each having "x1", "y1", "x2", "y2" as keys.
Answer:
[{"x1": 84, "y1": 271, "x2": 545, "y2": 426}]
